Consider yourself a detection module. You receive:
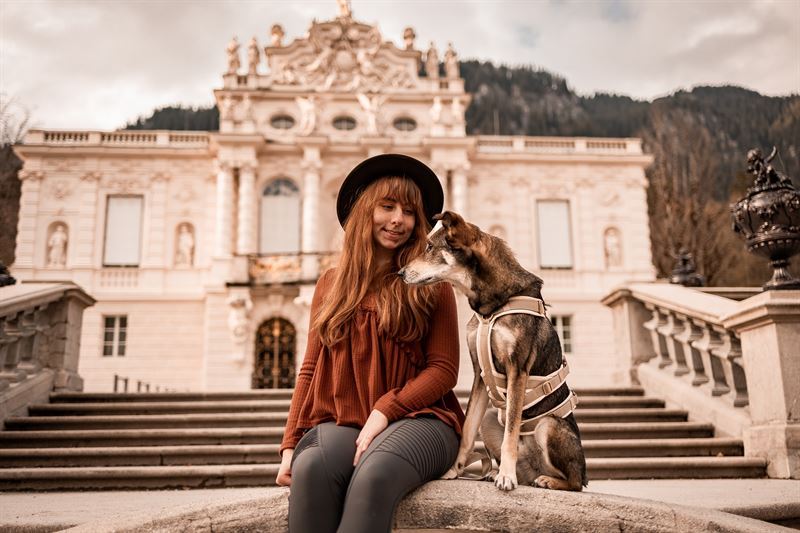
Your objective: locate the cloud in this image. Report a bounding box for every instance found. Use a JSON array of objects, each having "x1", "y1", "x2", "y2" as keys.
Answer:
[{"x1": 1, "y1": 0, "x2": 797, "y2": 130}]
